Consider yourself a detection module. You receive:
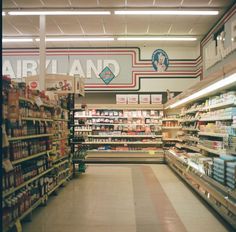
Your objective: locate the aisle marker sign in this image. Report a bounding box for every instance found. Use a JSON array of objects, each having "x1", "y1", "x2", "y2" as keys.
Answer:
[{"x1": 99, "y1": 66, "x2": 115, "y2": 85}]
